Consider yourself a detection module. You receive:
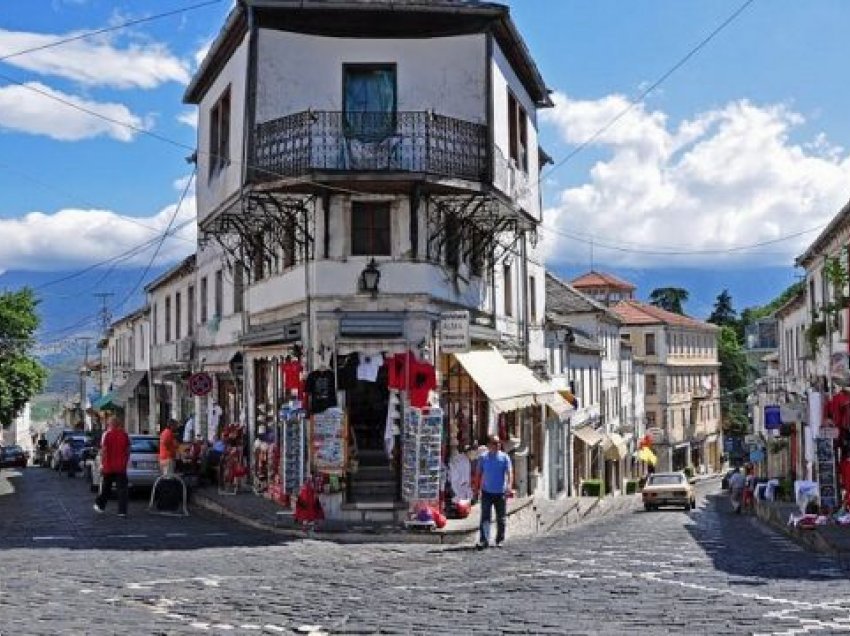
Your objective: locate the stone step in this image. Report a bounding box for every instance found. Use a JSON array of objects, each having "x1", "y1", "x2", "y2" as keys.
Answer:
[
  {"x1": 351, "y1": 481, "x2": 397, "y2": 497},
  {"x1": 352, "y1": 465, "x2": 395, "y2": 480}
]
